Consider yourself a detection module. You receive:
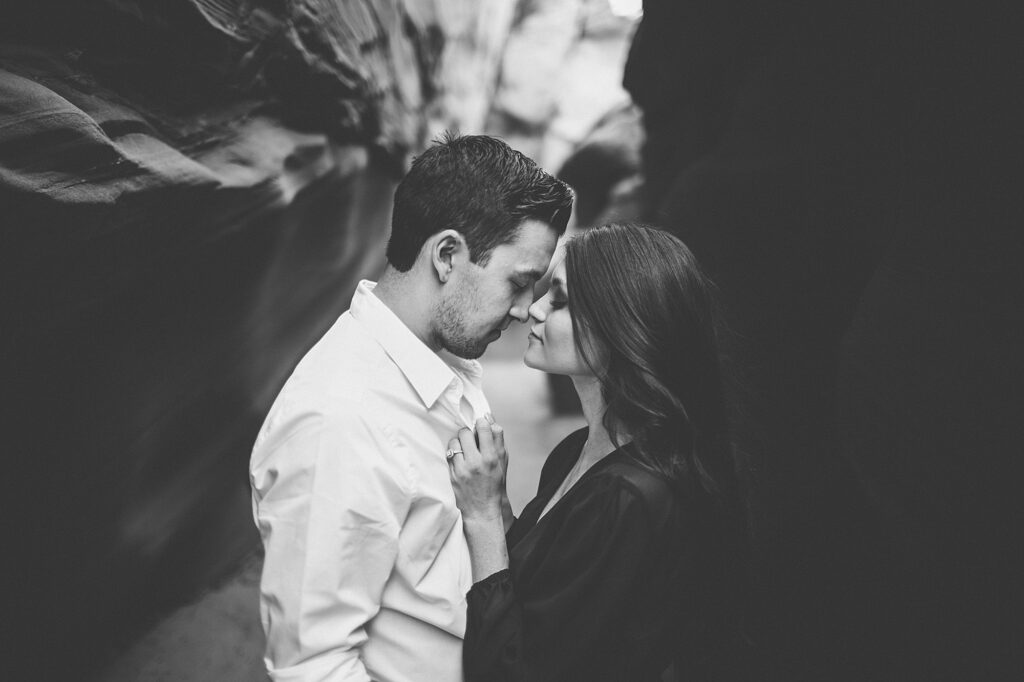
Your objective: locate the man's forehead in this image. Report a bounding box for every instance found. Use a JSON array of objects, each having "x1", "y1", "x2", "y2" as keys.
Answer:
[
  {"x1": 489, "y1": 222, "x2": 558, "y2": 272},
  {"x1": 506, "y1": 244, "x2": 556, "y2": 278}
]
